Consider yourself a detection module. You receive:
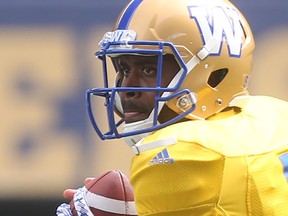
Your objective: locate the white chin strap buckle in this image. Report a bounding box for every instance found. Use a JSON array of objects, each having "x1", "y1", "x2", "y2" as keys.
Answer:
[{"x1": 131, "y1": 137, "x2": 177, "y2": 155}]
